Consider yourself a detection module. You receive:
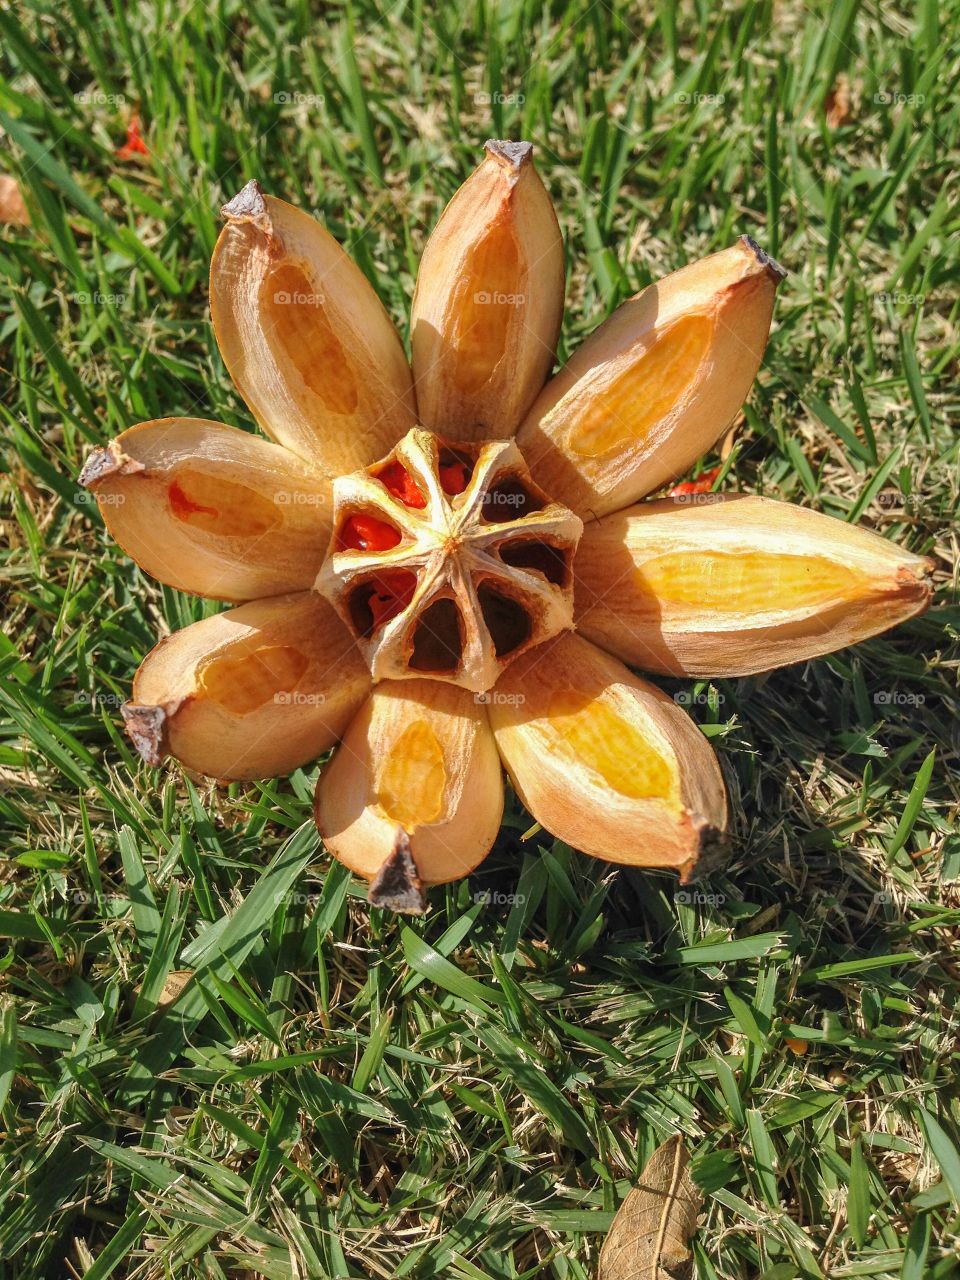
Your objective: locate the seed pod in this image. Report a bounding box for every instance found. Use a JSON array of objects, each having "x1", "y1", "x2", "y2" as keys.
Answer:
[
  {"x1": 316, "y1": 426, "x2": 582, "y2": 693},
  {"x1": 124, "y1": 592, "x2": 369, "y2": 780},
  {"x1": 518, "y1": 237, "x2": 784, "y2": 517},
  {"x1": 79, "y1": 418, "x2": 332, "y2": 601},
  {"x1": 314, "y1": 678, "x2": 504, "y2": 885},
  {"x1": 488, "y1": 632, "x2": 727, "y2": 879},
  {"x1": 411, "y1": 140, "x2": 565, "y2": 441},
  {"x1": 574, "y1": 494, "x2": 935, "y2": 677},
  {"x1": 211, "y1": 181, "x2": 416, "y2": 473}
]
